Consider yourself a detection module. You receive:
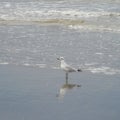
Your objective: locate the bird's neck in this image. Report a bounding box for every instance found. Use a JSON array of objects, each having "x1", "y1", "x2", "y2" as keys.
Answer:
[
  {"x1": 60, "y1": 60, "x2": 67, "y2": 67},
  {"x1": 61, "y1": 60, "x2": 65, "y2": 64}
]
